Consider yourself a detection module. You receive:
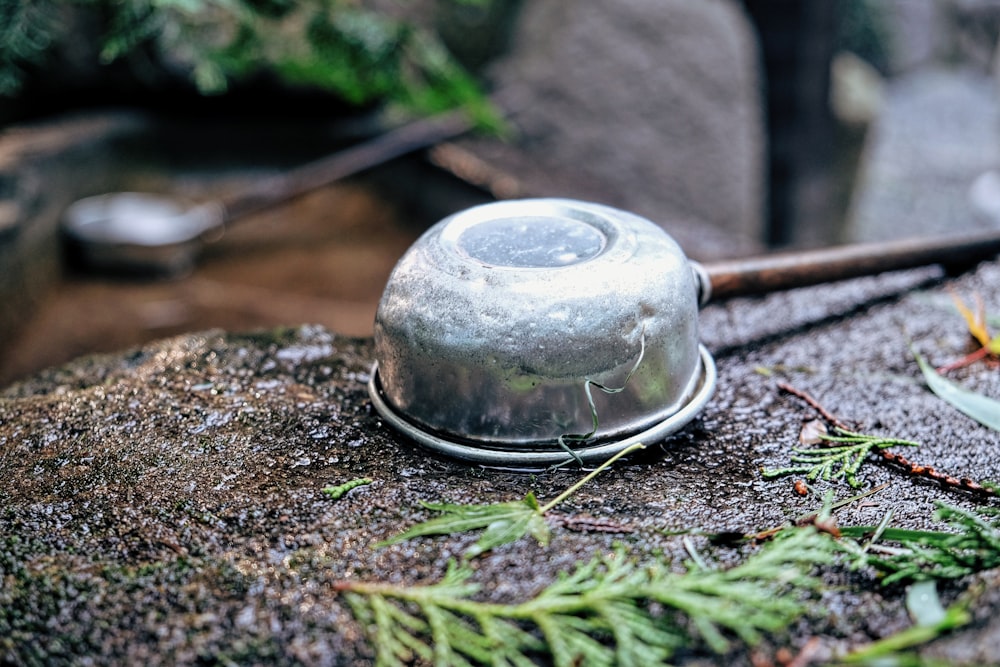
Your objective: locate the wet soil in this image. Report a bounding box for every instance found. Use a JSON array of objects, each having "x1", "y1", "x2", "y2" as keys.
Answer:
[{"x1": 2, "y1": 254, "x2": 1000, "y2": 665}]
